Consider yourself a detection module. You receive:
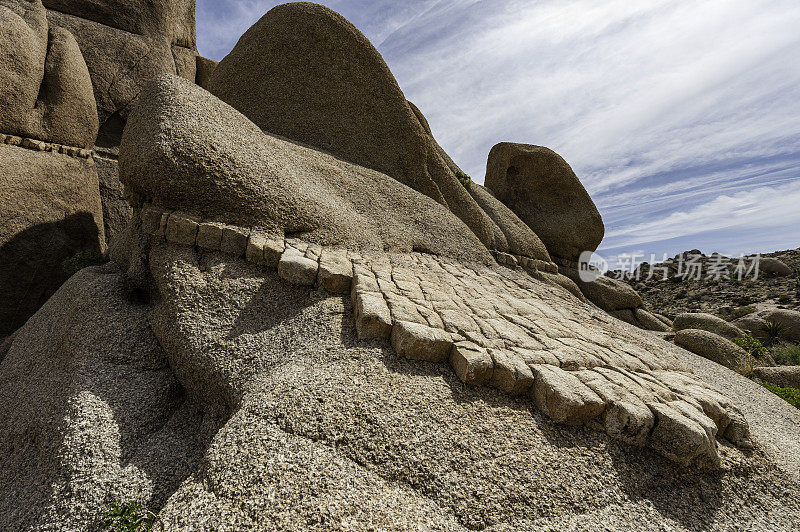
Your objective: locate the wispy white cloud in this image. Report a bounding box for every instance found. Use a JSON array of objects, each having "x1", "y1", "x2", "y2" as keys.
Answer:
[
  {"x1": 197, "y1": 0, "x2": 800, "y2": 257},
  {"x1": 602, "y1": 181, "x2": 800, "y2": 248}
]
